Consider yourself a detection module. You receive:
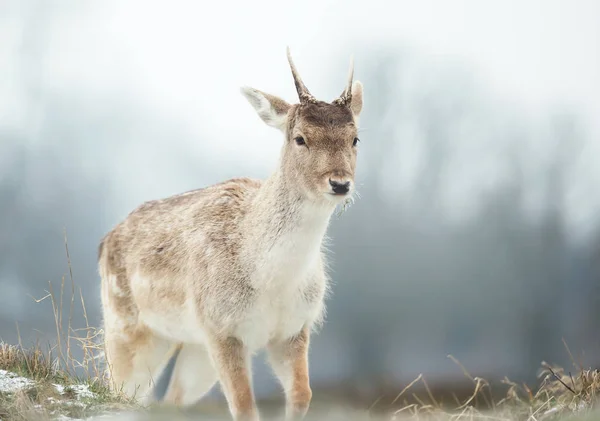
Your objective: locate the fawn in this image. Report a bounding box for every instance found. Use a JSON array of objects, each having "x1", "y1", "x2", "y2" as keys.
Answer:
[{"x1": 98, "y1": 48, "x2": 363, "y2": 421}]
